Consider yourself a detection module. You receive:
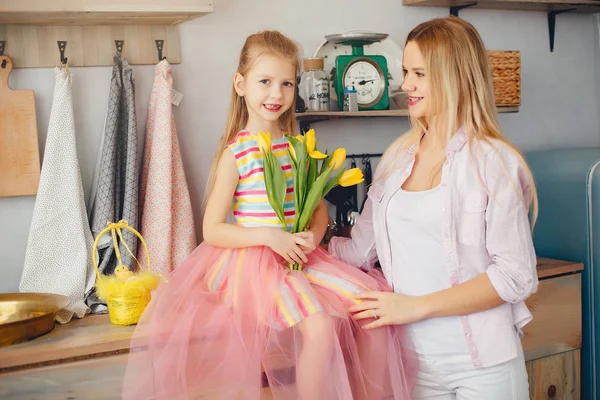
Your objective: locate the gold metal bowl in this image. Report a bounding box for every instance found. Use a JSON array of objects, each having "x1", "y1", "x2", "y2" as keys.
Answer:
[{"x1": 0, "y1": 293, "x2": 69, "y2": 347}]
